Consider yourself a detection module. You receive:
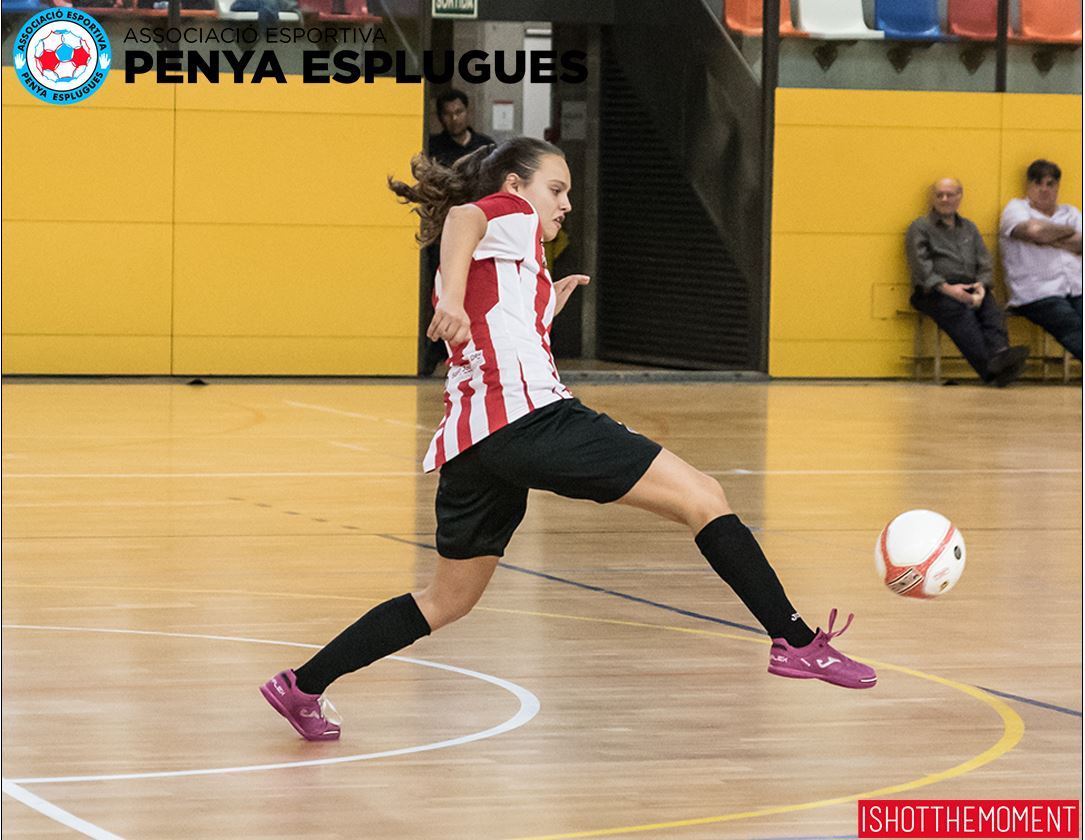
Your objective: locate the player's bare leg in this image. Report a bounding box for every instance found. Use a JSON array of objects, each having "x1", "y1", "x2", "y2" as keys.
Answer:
[
  {"x1": 616, "y1": 448, "x2": 731, "y2": 532},
  {"x1": 413, "y1": 555, "x2": 500, "y2": 630}
]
